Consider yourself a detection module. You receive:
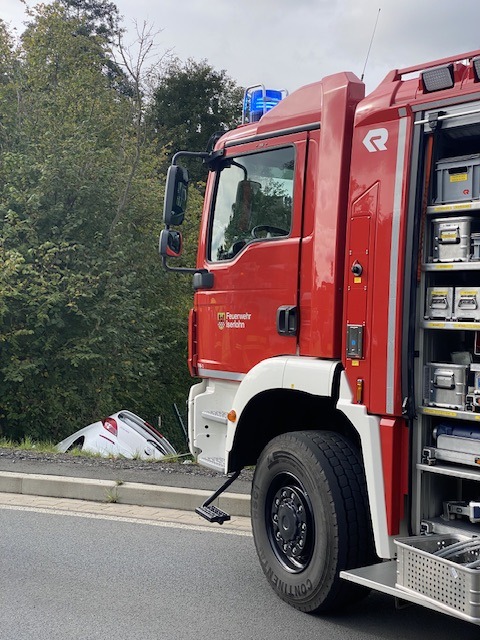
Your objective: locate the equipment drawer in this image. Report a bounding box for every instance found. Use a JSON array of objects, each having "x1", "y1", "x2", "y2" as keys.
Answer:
[
  {"x1": 454, "y1": 287, "x2": 480, "y2": 321},
  {"x1": 425, "y1": 287, "x2": 454, "y2": 320},
  {"x1": 424, "y1": 423, "x2": 480, "y2": 467}
]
